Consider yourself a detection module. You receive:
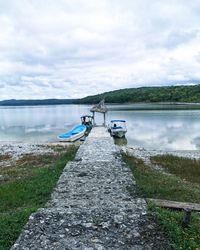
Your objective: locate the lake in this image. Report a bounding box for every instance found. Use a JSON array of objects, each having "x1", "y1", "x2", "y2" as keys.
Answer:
[{"x1": 0, "y1": 103, "x2": 200, "y2": 150}]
